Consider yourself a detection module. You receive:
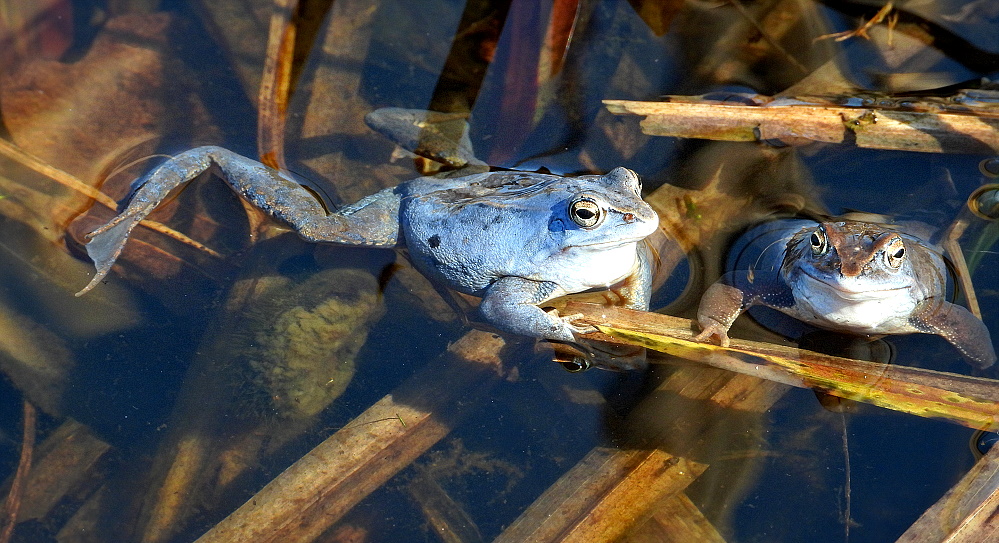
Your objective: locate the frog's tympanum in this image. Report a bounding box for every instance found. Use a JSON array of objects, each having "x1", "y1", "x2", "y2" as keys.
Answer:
[
  {"x1": 694, "y1": 219, "x2": 996, "y2": 369},
  {"x1": 77, "y1": 146, "x2": 659, "y2": 347}
]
